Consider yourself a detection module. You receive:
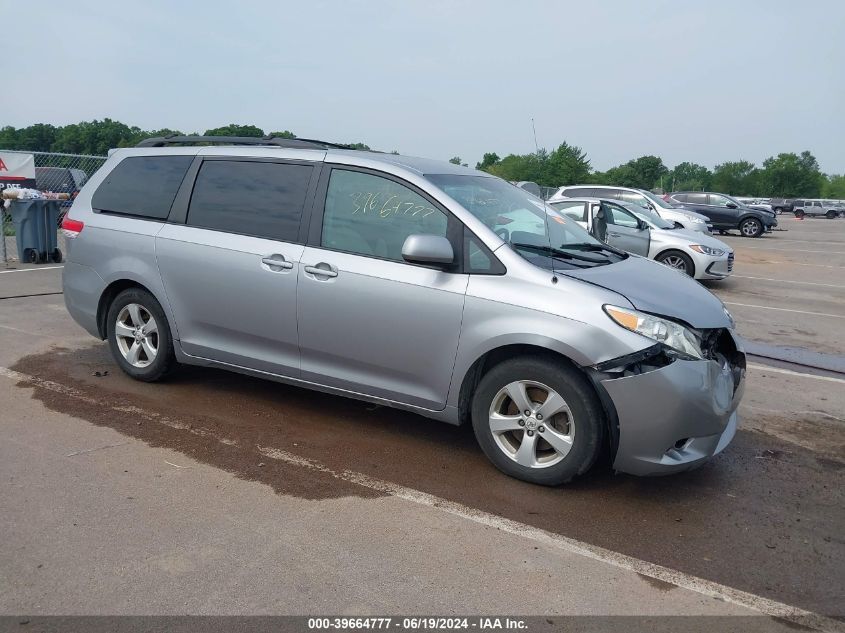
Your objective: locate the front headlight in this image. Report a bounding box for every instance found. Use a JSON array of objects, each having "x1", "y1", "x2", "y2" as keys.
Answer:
[
  {"x1": 604, "y1": 305, "x2": 703, "y2": 359},
  {"x1": 689, "y1": 244, "x2": 725, "y2": 256}
]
